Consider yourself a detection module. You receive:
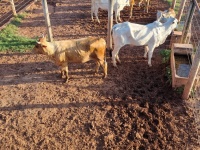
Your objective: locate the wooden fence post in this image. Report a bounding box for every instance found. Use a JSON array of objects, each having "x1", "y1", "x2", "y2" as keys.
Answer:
[
  {"x1": 181, "y1": 1, "x2": 196, "y2": 43},
  {"x1": 107, "y1": 0, "x2": 114, "y2": 50},
  {"x1": 42, "y1": 0, "x2": 53, "y2": 42},
  {"x1": 171, "y1": 0, "x2": 176, "y2": 10},
  {"x1": 182, "y1": 45, "x2": 200, "y2": 99},
  {"x1": 9, "y1": 0, "x2": 17, "y2": 16},
  {"x1": 177, "y1": 0, "x2": 187, "y2": 22}
]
